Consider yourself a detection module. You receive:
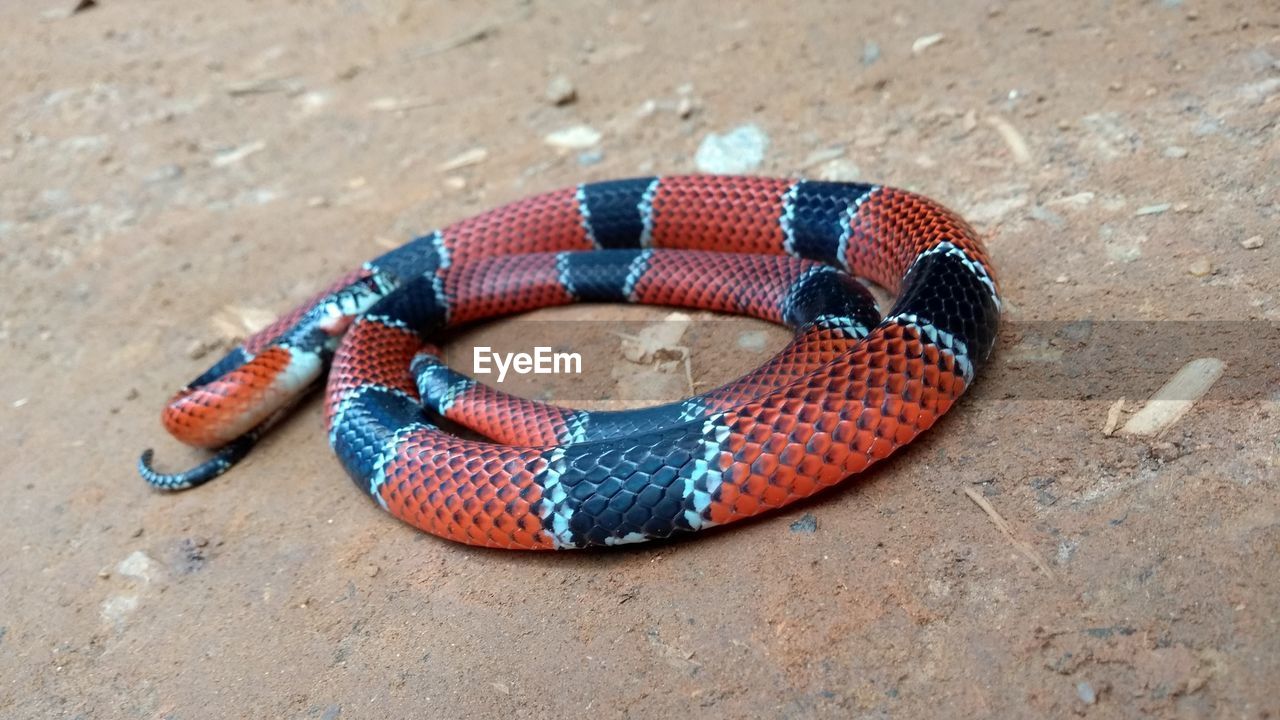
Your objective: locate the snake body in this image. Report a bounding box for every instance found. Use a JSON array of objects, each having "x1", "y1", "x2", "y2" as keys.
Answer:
[{"x1": 140, "y1": 176, "x2": 1000, "y2": 549}]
